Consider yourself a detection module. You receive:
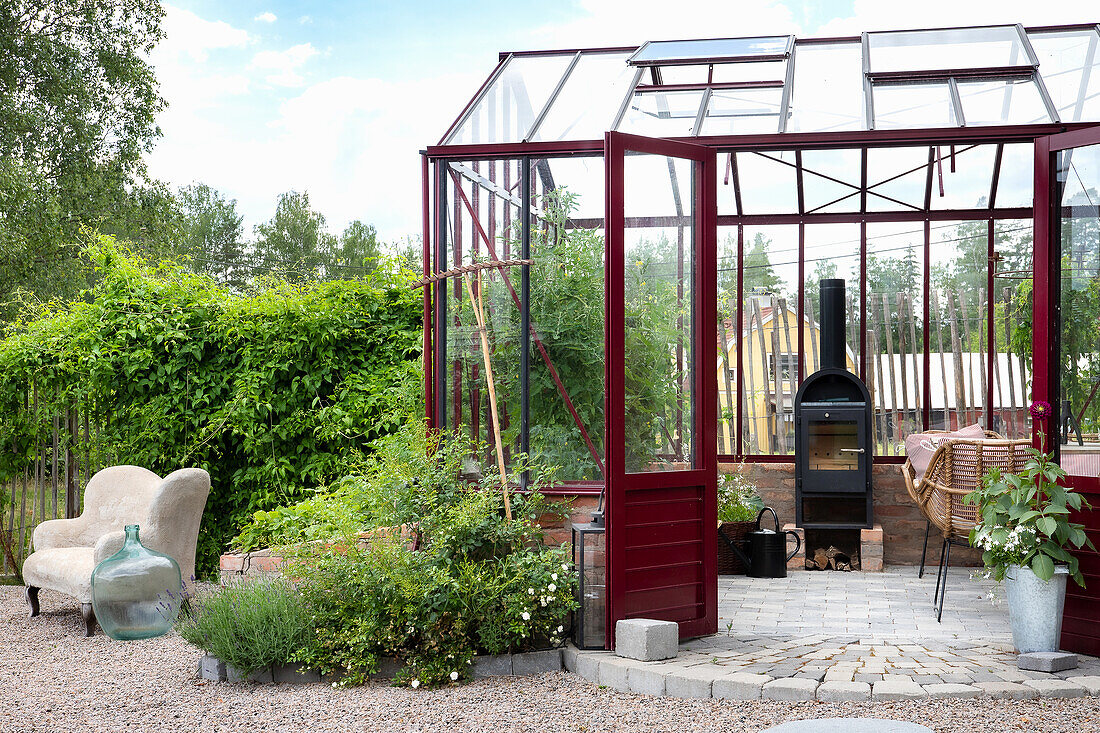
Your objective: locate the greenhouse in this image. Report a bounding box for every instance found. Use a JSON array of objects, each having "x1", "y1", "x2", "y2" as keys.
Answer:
[{"x1": 420, "y1": 23, "x2": 1100, "y2": 649}]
